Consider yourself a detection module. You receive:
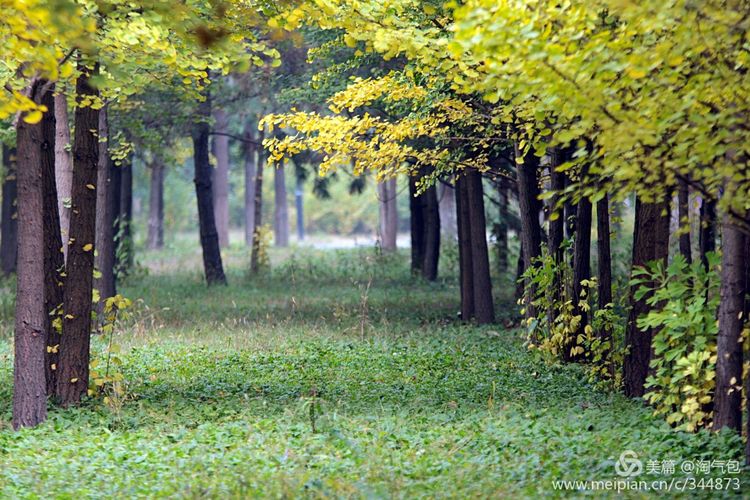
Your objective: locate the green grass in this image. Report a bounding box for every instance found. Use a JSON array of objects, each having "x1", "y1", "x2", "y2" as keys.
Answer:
[{"x1": 0, "y1": 246, "x2": 746, "y2": 498}]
